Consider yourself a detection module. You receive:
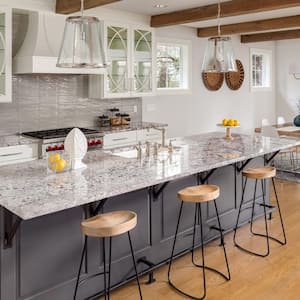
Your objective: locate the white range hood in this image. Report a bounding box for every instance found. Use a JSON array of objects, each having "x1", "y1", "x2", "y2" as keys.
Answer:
[{"x1": 13, "y1": 11, "x2": 105, "y2": 74}]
